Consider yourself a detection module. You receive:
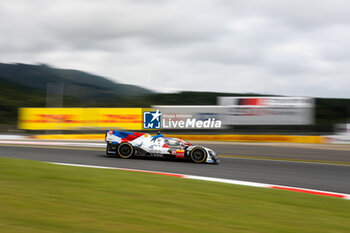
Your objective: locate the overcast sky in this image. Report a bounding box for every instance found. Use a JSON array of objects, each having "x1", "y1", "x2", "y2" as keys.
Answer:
[{"x1": 1, "y1": 0, "x2": 350, "y2": 98}]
